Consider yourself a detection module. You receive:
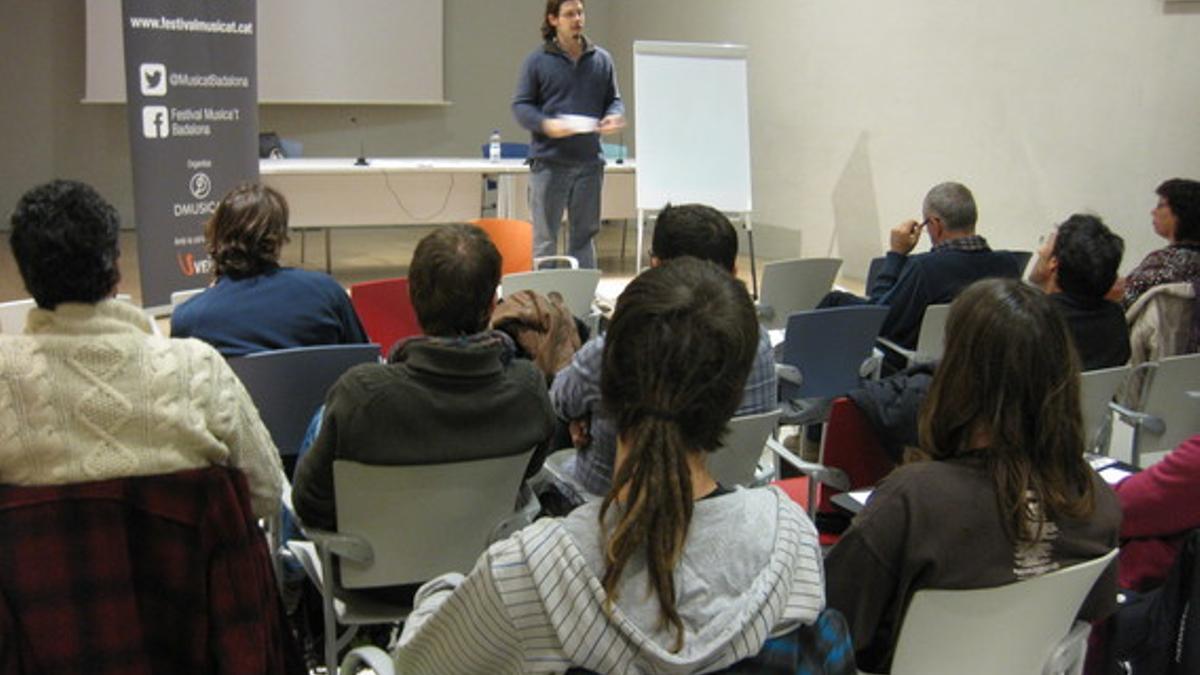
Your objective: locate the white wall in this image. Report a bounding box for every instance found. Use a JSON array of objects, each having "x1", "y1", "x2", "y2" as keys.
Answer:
[
  {"x1": 1, "y1": 1, "x2": 133, "y2": 225},
  {"x1": 5, "y1": 0, "x2": 1197, "y2": 282},
  {"x1": 607, "y1": 0, "x2": 1200, "y2": 278}
]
